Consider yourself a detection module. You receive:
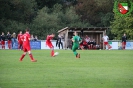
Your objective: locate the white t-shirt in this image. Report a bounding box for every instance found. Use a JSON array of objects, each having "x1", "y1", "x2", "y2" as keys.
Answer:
[
  {"x1": 103, "y1": 35, "x2": 109, "y2": 42},
  {"x1": 85, "y1": 37, "x2": 90, "y2": 43}
]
